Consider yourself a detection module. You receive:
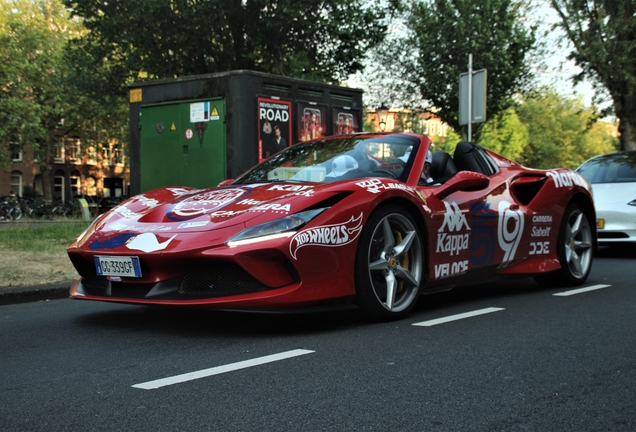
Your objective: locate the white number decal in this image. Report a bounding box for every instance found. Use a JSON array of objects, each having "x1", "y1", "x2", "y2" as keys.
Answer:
[{"x1": 498, "y1": 201, "x2": 525, "y2": 267}]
